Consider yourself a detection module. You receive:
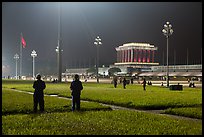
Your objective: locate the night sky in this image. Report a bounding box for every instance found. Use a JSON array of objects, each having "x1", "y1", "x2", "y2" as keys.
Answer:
[{"x1": 2, "y1": 2, "x2": 202, "y2": 76}]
